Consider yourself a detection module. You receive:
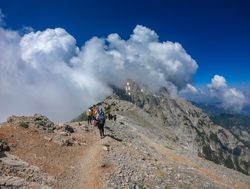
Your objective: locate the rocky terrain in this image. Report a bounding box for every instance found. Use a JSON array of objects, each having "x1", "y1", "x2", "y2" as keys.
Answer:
[
  {"x1": 123, "y1": 80, "x2": 250, "y2": 175},
  {"x1": 102, "y1": 98, "x2": 250, "y2": 189},
  {"x1": 0, "y1": 82, "x2": 250, "y2": 188},
  {"x1": 209, "y1": 114, "x2": 250, "y2": 148},
  {"x1": 192, "y1": 102, "x2": 250, "y2": 149}
]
